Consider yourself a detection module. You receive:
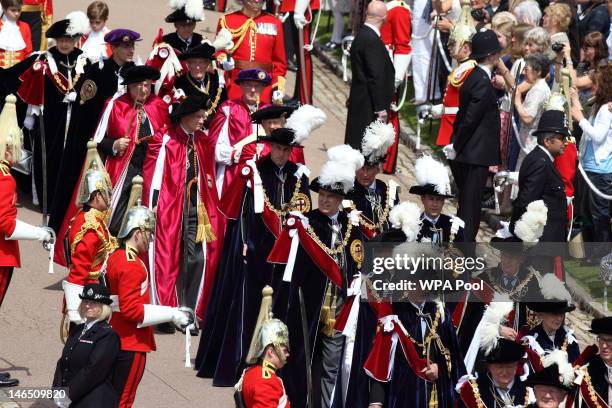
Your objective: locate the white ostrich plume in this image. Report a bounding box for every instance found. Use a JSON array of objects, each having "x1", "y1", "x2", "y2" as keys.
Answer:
[
  {"x1": 361, "y1": 120, "x2": 395, "y2": 162},
  {"x1": 318, "y1": 160, "x2": 356, "y2": 194},
  {"x1": 540, "y1": 273, "x2": 572, "y2": 302},
  {"x1": 326, "y1": 144, "x2": 364, "y2": 171},
  {"x1": 286, "y1": 105, "x2": 326, "y2": 145},
  {"x1": 212, "y1": 28, "x2": 234, "y2": 51},
  {"x1": 414, "y1": 154, "x2": 451, "y2": 196},
  {"x1": 66, "y1": 11, "x2": 90, "y2": 36},
  {"x1": 543, "y1": 349, "x2": 575, "y2": 386},
  {"x1": 479, "y1": 293, "x2": 514, "y2": 355},
  {"x1": 388, "y1": 202, "x2": 422, "y2": 242},
  {"x1": 514, "y1": 200, "x2": 547, "y2": 243}
]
